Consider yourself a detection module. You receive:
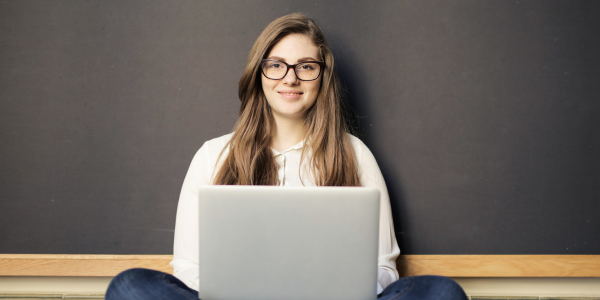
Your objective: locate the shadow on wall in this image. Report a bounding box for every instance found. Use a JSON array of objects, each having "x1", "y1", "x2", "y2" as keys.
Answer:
[{"x1": 329, "y1": 32, "x2": 409, "y2": 253}]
